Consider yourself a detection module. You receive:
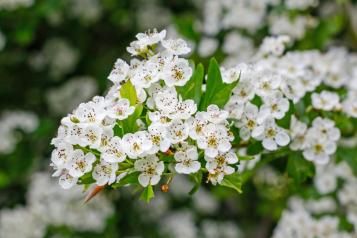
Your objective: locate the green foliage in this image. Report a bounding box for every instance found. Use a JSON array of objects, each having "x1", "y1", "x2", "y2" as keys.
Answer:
[
  {"x1": 286, "y1": 152, "x2": 314, "y2": 184},
  {"x1": 176, "y1": 63, "x2": 204, "y2": 105},
  {"x1": 140, "y1": 185, "x2": 155, "y2": 203},
  {"x1": 112, "y1": 172, "x2": 139, "y2": 188},
  {"x1": 220, "y1": 173, "x2": 242, "y2": 193},
  {"x1": 120, "y1": 80, "x2": 137, "y2": 106},
  {"x1": 121, "y1": 104, "x2": 143, "y2": 133},
  {"x1": 189, "y1": 170, "x2": 203, "y2": 195},
  {"x1": 336, "y1": 147, "x2": 357, "y2": 175},
  {"x1": 199, "y1": 58, "x2": 239, "y2": 110}
]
